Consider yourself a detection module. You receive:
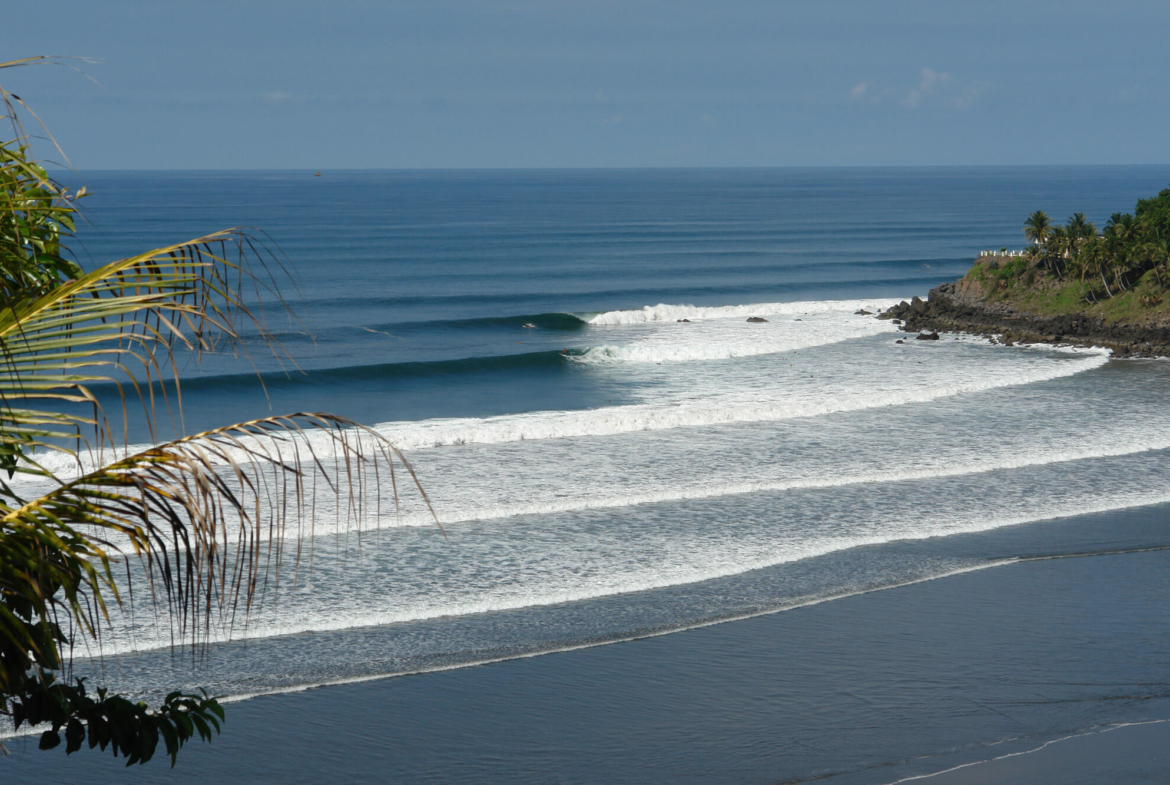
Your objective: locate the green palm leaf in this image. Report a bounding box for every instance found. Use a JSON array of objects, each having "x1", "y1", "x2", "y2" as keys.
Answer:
[
  {"x1": 0, "y1": 231, "x2": 294, "y2": 471},
  {"x1": 1, "y1": 62, "x2": 435, "y2": 762},
  {"x1": 3, "y1": 413, "x2": 432, "y2": 653}
]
